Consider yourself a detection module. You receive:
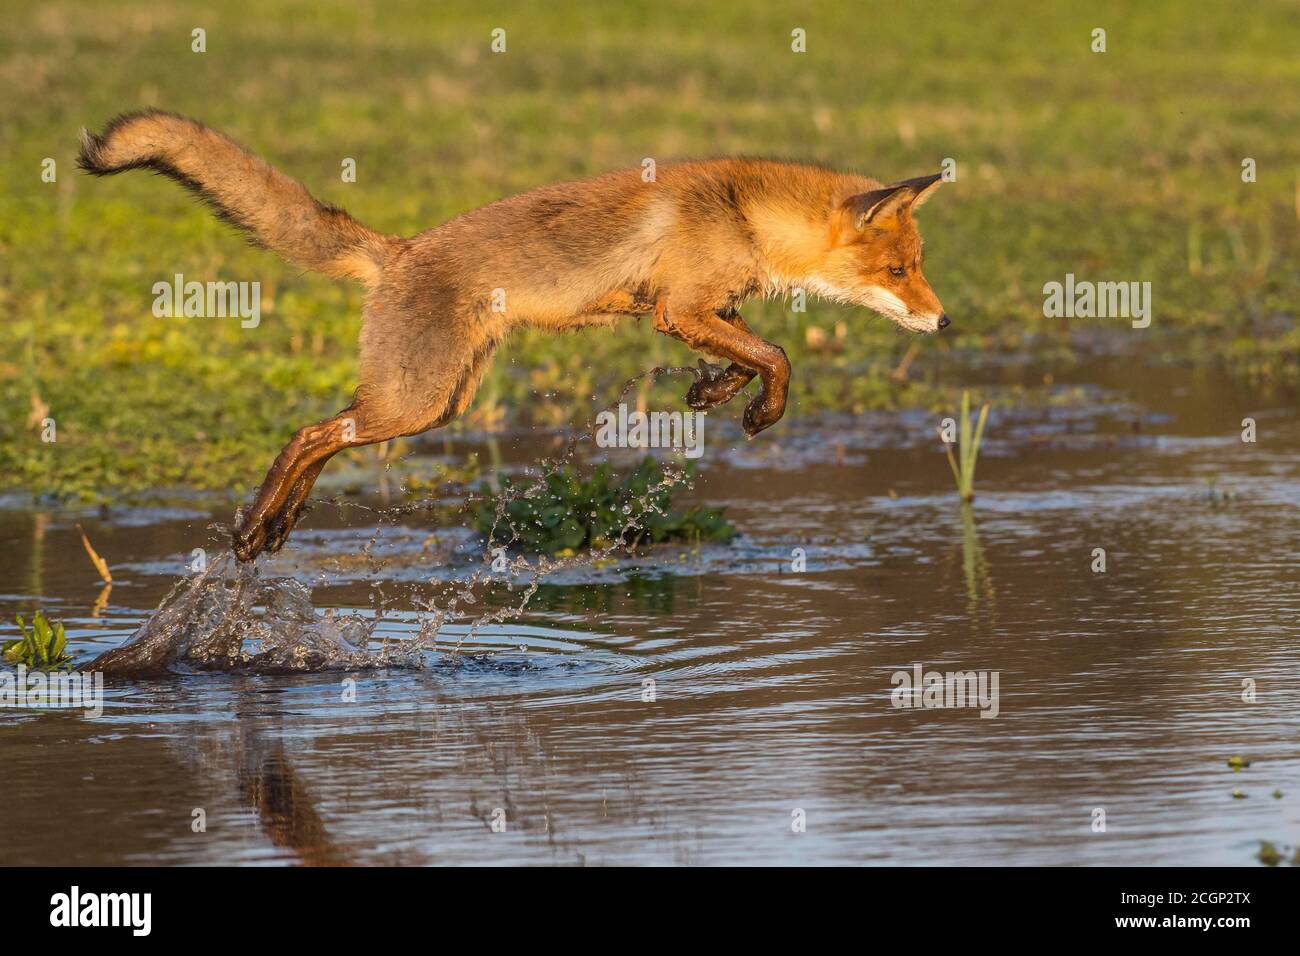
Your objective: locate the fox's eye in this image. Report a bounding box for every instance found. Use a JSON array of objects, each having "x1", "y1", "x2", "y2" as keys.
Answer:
[{"x1": 889, "y1": 266, "x2": 906, "y2": 277}]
